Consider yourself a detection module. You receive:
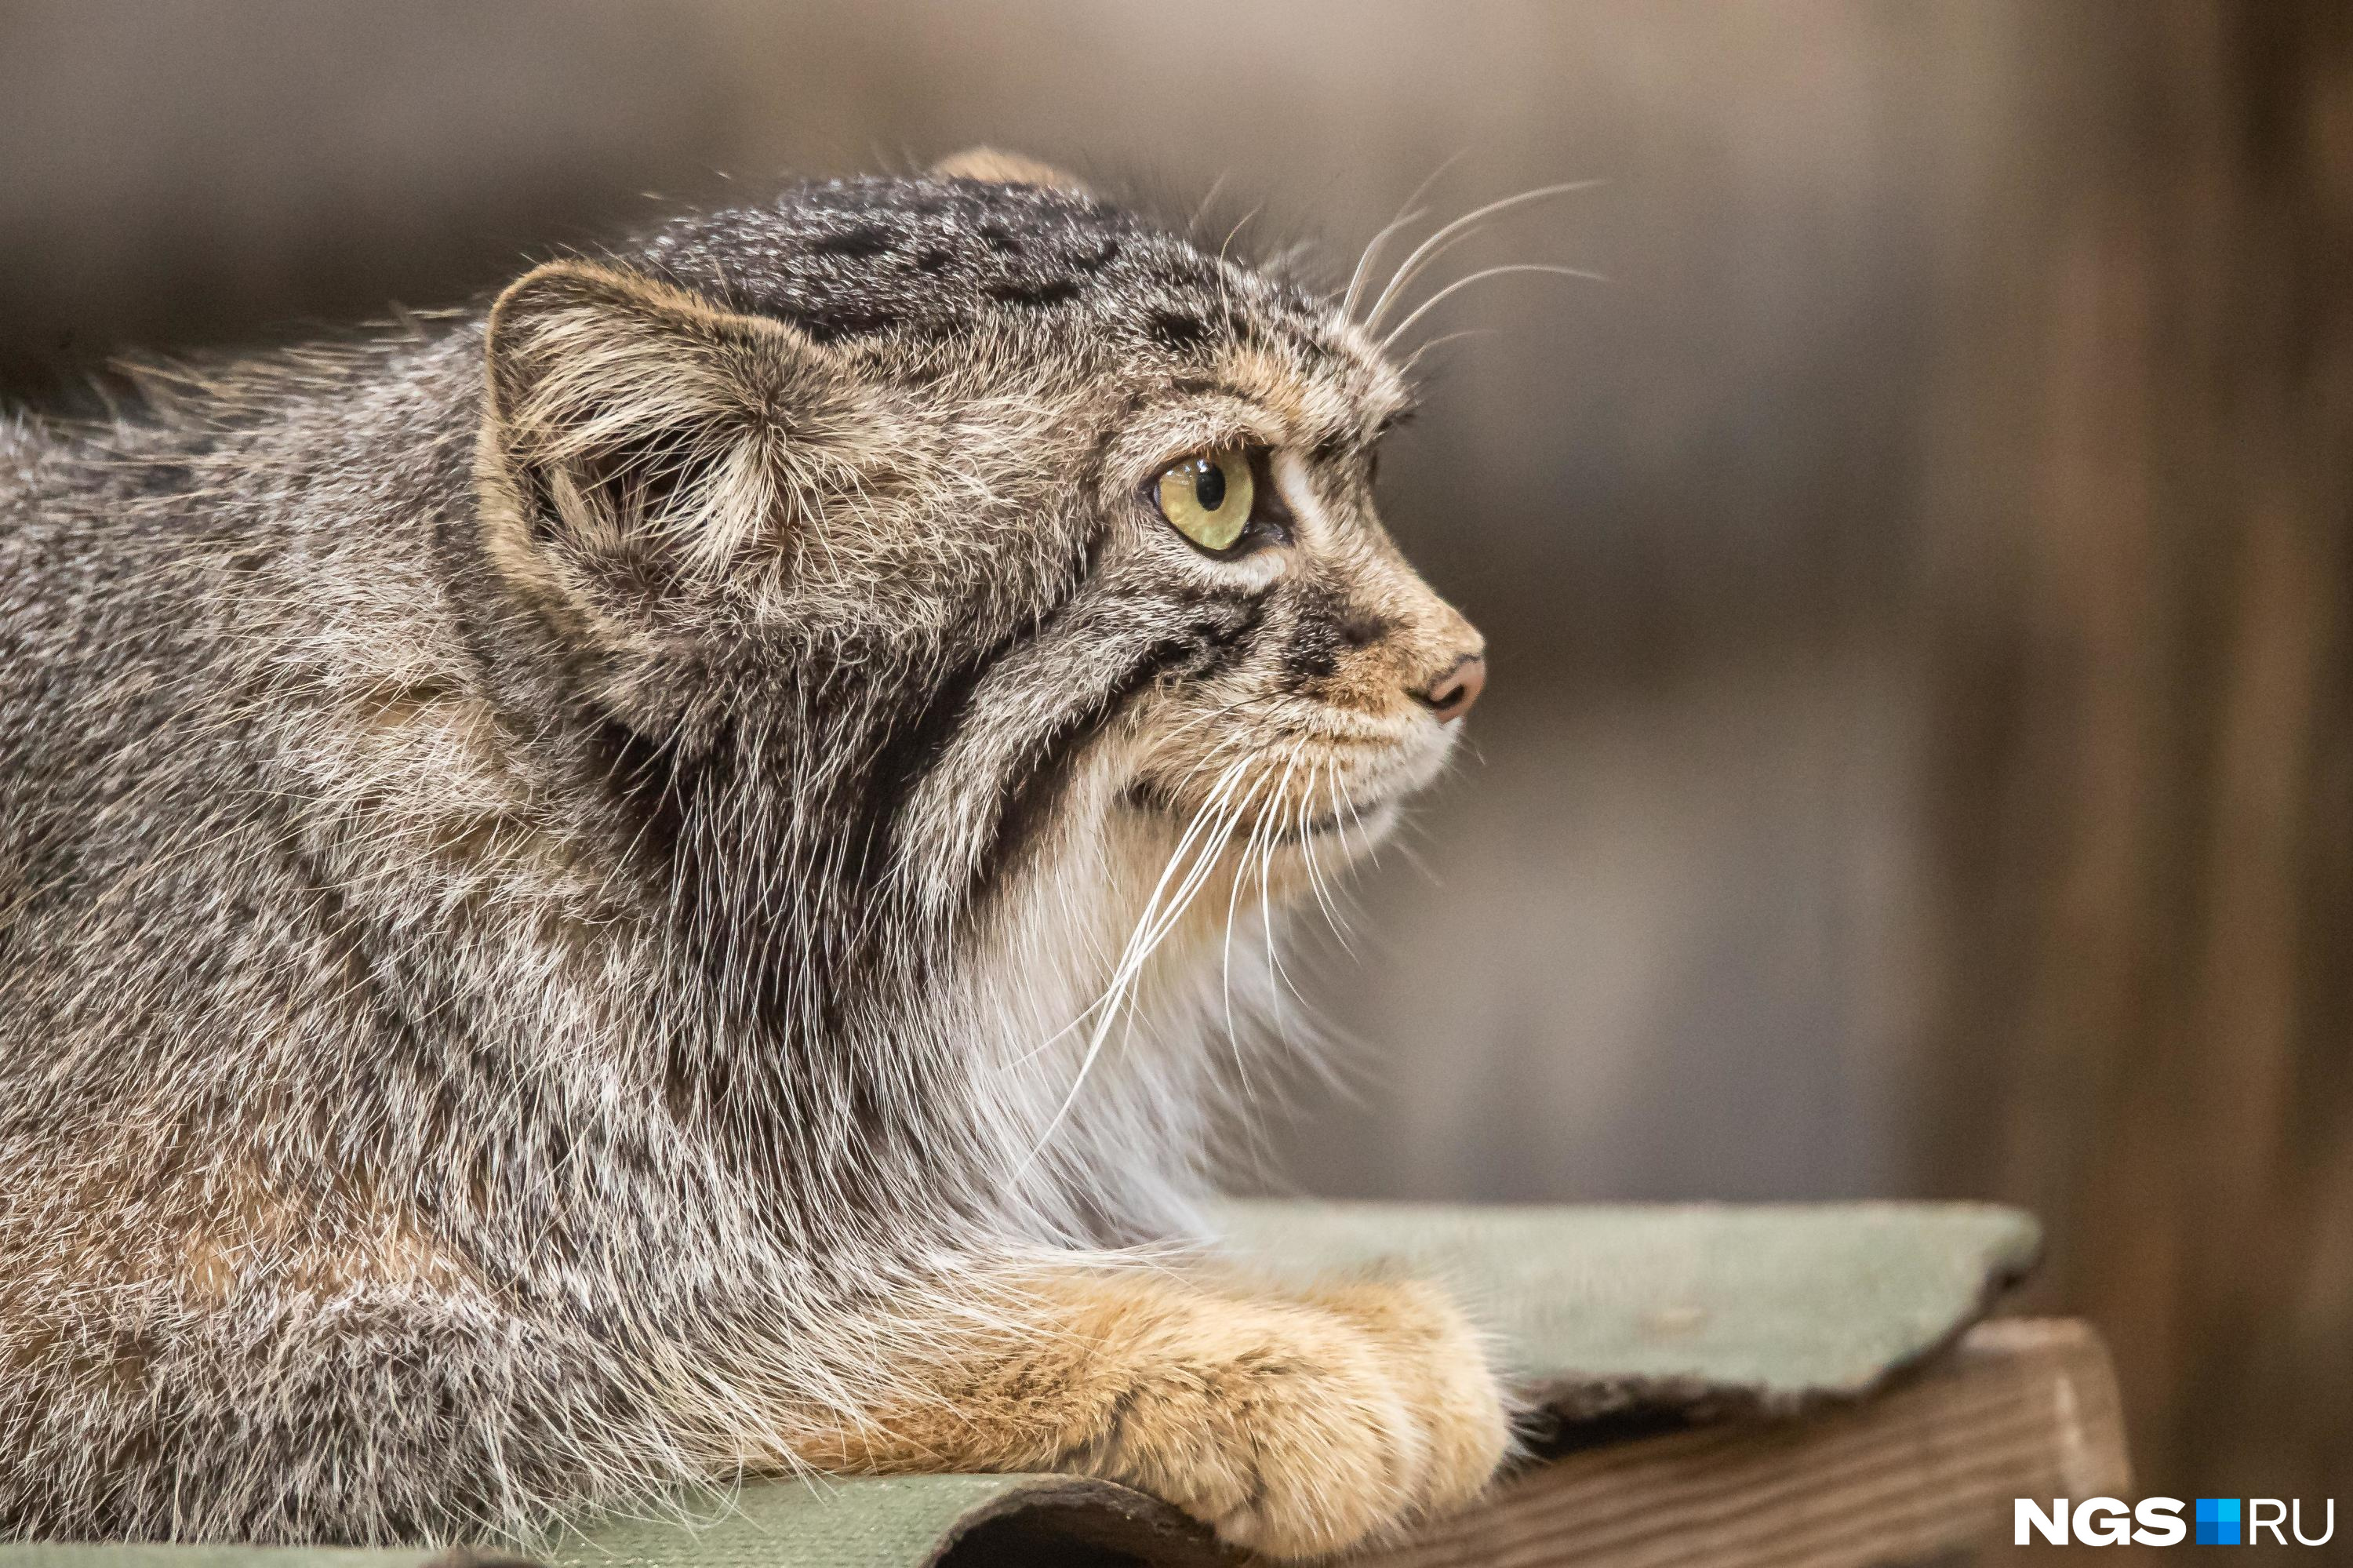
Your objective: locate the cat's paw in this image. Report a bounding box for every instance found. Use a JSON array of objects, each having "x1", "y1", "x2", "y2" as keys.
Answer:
[
  {"x1": 1306, "y1": 1276, "x2": 1518, "y2": 1520},
  {"x1": 1071, "y1": 1281, "x2": 1511, "y2": 1559}
]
